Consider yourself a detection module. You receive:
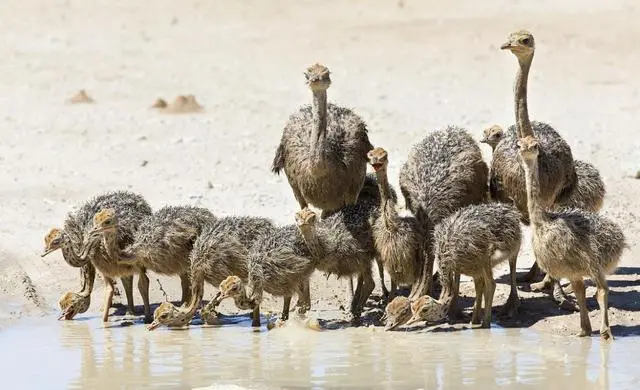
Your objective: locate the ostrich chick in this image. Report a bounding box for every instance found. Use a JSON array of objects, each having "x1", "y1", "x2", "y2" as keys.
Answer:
[
  {"x1": 57, "y1": 261, "x2": 96, "y2": 320},
  {"x1": 384, "y1": 295, "x2": 448, "y2": 330},
  {"x1": 42, "y1": 191, "x2": 153, "y2": 320},
  {"x1": 518, "y1": 136, "x2": 625, "y2": 340},
  {"x1": 272, "y1": 63, "x2": 372, "y2": 214},
  {"x1": 368, "y1": 147, "x2": 424, "y2": 299},
  {"x1": 295, "y1": 206, "x2": 378, "y2": 321},
  {"x1": 148, "y1": 216, "x2": 274, "y2": 330},
  {"x1": 434, "y1": 203, "x2": 522, "y2": 327},
  {"x1": 399, "y1": 126, "x2": 488, "y2": 298},
  {"x1": 481, "y1": 125, "x2": 605, "y2": 213},
  {"x1": 215, "y1": 224, "x2": 316, "y2": 327},
  {"x1": 482, "y1": 124, "x2": 607, "y2": 298},
  {"x1": 83, "y1": 205, "x2": 216, "y2": 319},
  {"x1": 383, "y1": 296, "x2": 412, "y2": 330}
]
